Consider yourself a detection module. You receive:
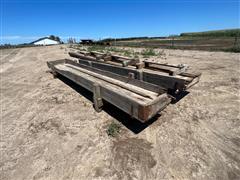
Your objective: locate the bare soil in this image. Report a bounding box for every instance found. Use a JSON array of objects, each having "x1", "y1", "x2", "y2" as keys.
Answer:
[{"x1": 1, "y1": 45, "x2": 240, "y2": 180}]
